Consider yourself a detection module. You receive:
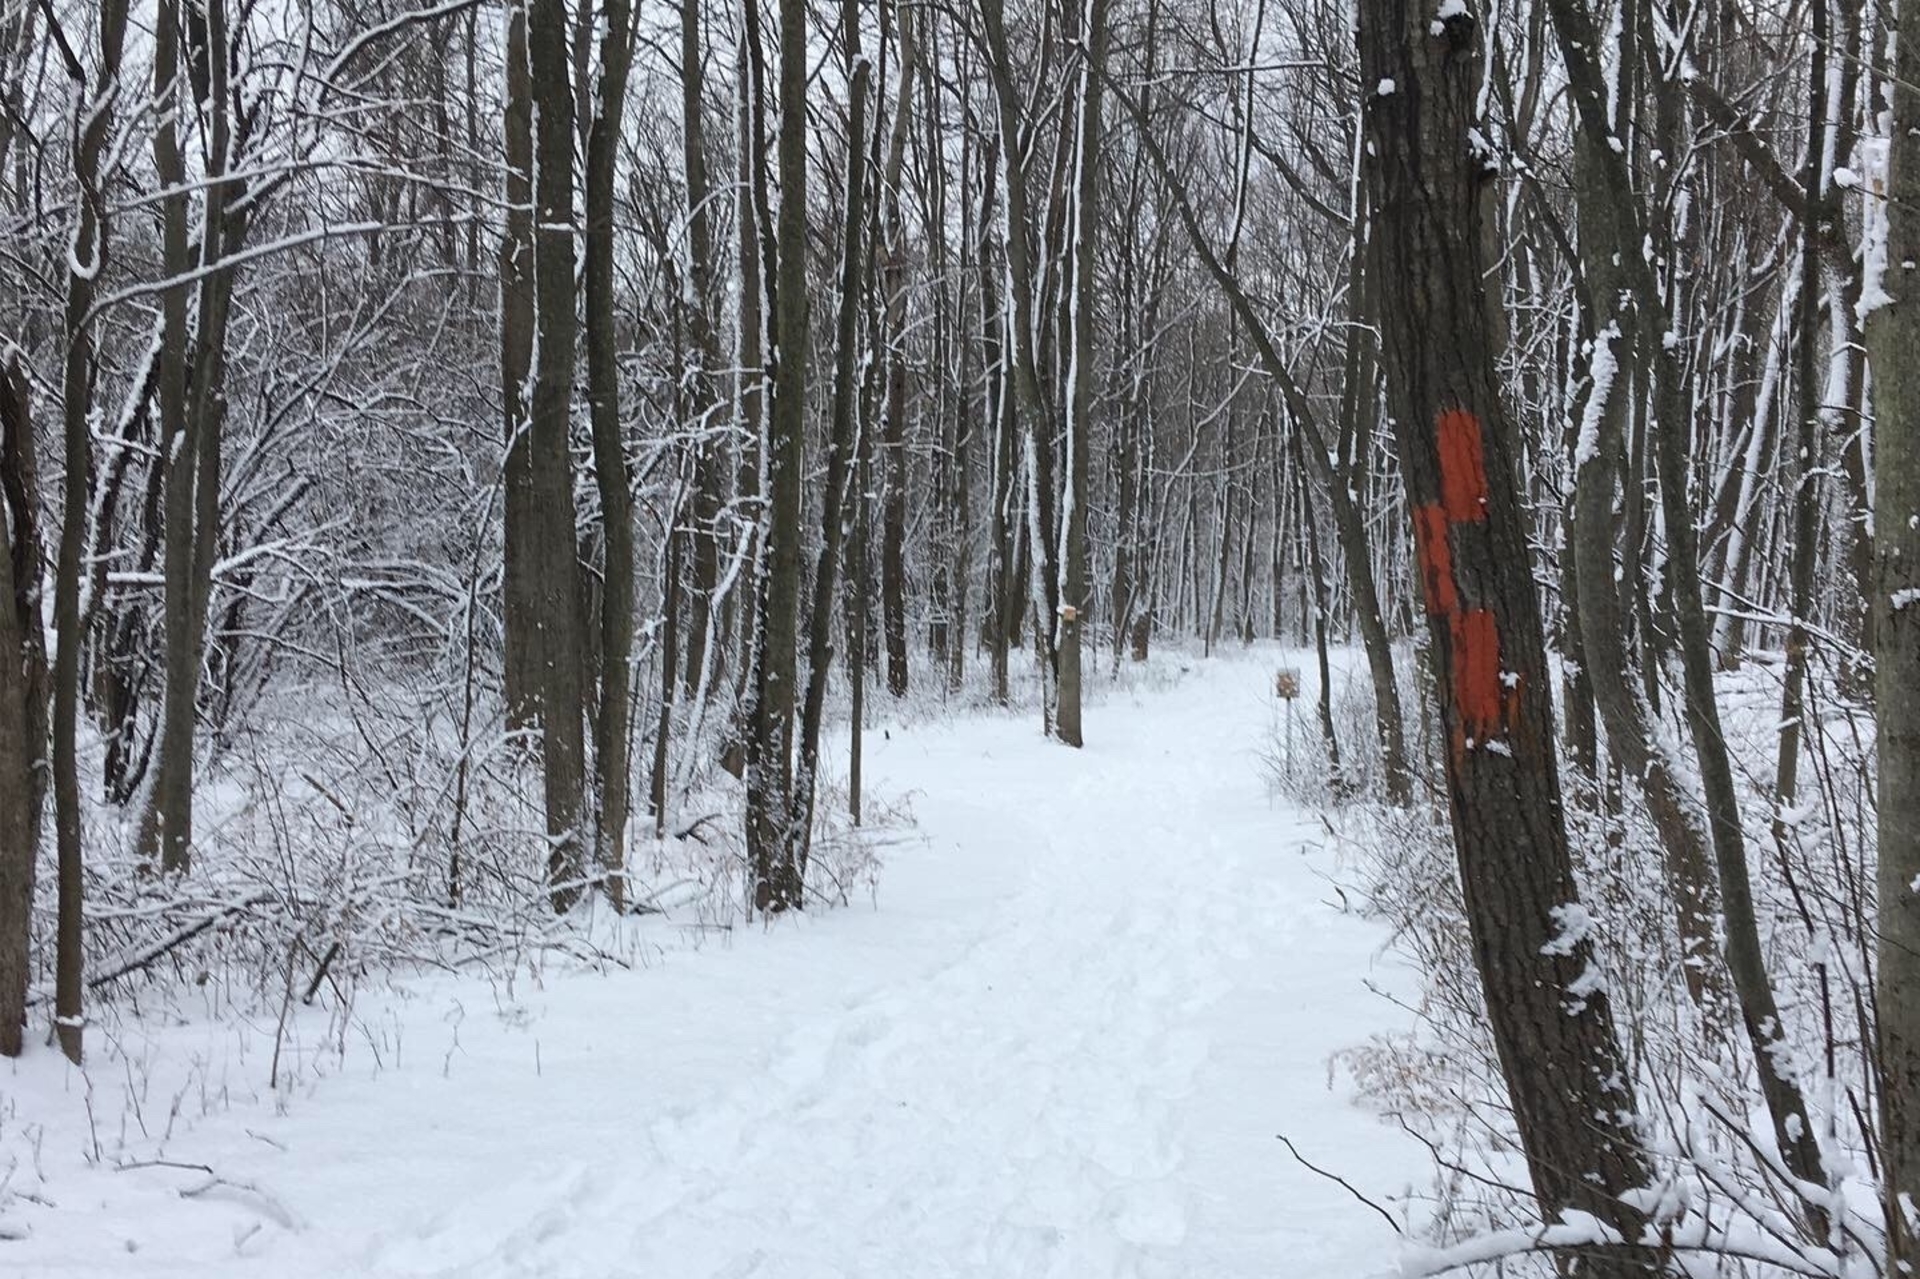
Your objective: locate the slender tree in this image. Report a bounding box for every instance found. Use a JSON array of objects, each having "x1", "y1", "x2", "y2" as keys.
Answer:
[
  {"x1": 790, "y1": 0, "x2": 872, "y2": 890},
  {"x1": 0, "y1": 349, "x2": 45, "y2": 1058},
  {"x1": 583, "y1": 0, "x2": 639, "y2": 909},
  {"x1": 1053, "y1": 0, "x2": 1108, "y2": 749},
  {"x1": 744, "y1": 0, "x2": 811, "y2": 911},
  {"x1": 46, "y1": 0, "x2": 134, "y2": 1064},
  {"x1": 527, "y1": 0, "x2": 590, "y2": 911}
]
